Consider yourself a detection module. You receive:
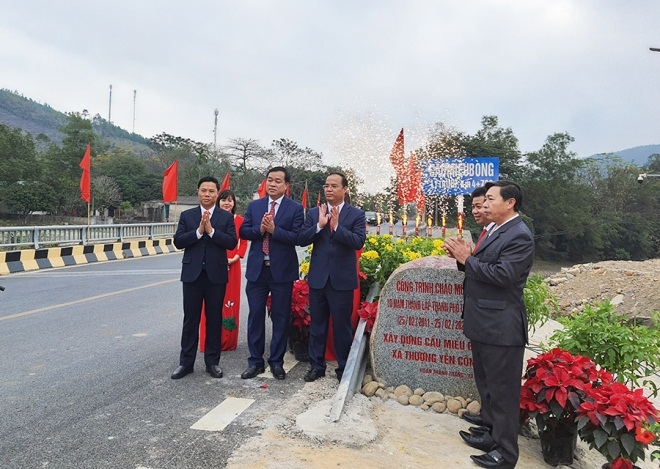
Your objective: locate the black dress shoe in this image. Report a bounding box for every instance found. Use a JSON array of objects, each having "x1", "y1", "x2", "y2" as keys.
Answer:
[
  {"x1": 469, "y1": 425, "x2": 491, "y2": 436},
  {"x1": 463, "y1": 412, "x2": 485, "y2": 426},
  {"x1": 206, "y1": 365, "x2": 223, "y2": 378},
  {"x1": 470, "y1": 449, "x2": 514, "y2": 469},
  {"x1": 304, "y1": 368, "x2": 325, "y2": 382},
  {"x1": 171, "y1": 365, "x2": 193, "y2": 380},
  {"x1": 459, "y1": 430, "x2": 497, "y2": 452},
  {"x1": 241, "y1": 365, "x2": 265, "y2": 379},
  {"x1": 271, "y1": 366, "x2": 286, "y2": 380}
]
